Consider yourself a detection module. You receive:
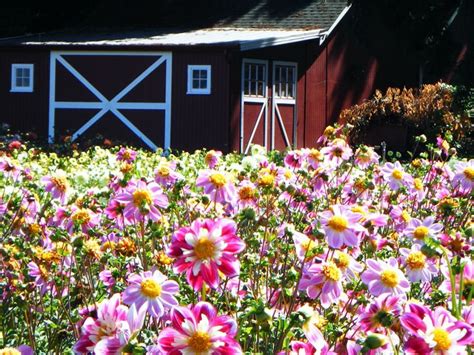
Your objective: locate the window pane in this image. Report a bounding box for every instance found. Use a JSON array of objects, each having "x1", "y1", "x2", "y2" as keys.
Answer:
[
  {"x1": 258, "y1": 65, "x2": 264, "y2": 82},
  {"x1": 22, "y1": 77, "x2": 30, "y2": 87},
  {"x1": 244, "y1": 64, "x2": 250, "y2": 80},
  {"x1": 16, "y1": 77, "x2": 23, "y2": 87},
  {"x1": 200, "y1": 78, "x2": 208, "y2": 89},
  {"x1": 192, "y1": 70, "x2": 200, "y2": 79},
  {"x1": 250, "y1": 81, "x2": 257, "y2": 96},
  {"x1": 192, "y1": 79, "x2": 200, "y2": 89},
  {"x1": 258, "y1": 81, "x2": 264, "y2": 96}
]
